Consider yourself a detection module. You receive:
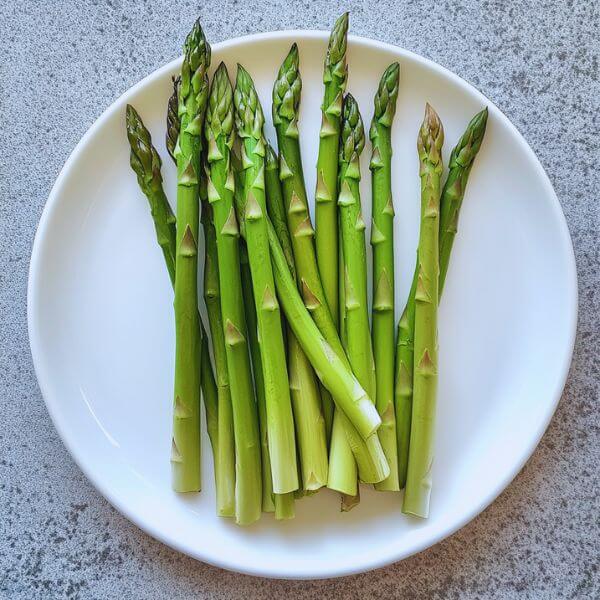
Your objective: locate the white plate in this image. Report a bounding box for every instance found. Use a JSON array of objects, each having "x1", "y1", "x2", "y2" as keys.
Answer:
[{"x1": 28, "y1": 31, "x2": 577, "y2": 579}]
